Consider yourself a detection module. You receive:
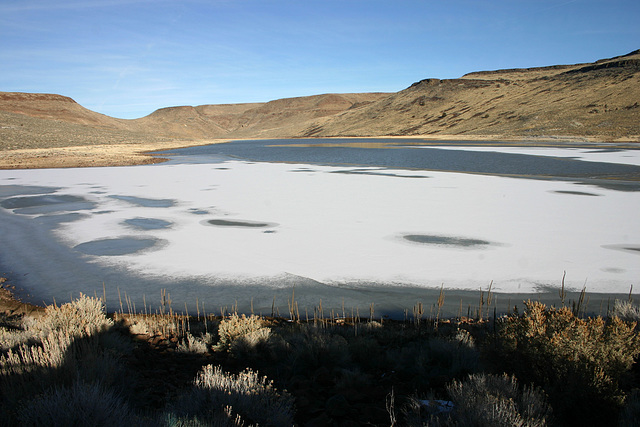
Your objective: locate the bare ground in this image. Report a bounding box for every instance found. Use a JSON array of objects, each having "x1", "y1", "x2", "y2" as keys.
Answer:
[{"x1": 0, "y1": 139, "x2": 230, "y2": 169}]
